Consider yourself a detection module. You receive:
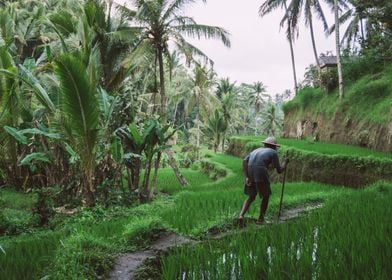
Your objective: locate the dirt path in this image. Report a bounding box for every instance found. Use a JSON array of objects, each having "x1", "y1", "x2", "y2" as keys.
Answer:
[
  {"x1": 108, "y1": 202, "x2": 322, "y2": 279},
  {"x1": 108, "y1": 232, "x2": 196, "y2": 280}
]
